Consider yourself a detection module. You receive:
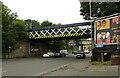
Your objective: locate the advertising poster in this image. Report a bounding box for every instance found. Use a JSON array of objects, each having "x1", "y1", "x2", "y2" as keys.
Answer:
[
  {"x1": 111, "y1": 16, "x2": 120, "y2": 43},
  {"x1": 96, "y1": 19, "x2": 110, "y2": 30},
  {"x1": 96, "y1": 31, "x2": 110, "y2": 44},
  {"x1": 96, "y1": 19, "x2": 110, "y2": 44},
  {"x1": 96, "y1": 16, "x2": 120, "y2": 44}
]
